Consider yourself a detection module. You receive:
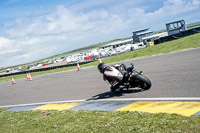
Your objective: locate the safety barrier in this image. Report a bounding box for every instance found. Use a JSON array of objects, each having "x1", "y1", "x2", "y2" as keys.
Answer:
[{"x1": 0, "y1": 60, "x2": 93, "y2": 78}]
